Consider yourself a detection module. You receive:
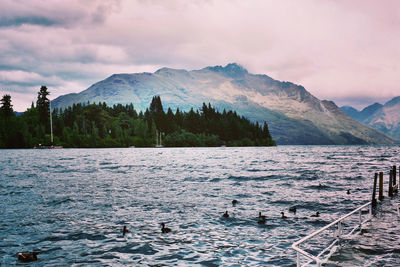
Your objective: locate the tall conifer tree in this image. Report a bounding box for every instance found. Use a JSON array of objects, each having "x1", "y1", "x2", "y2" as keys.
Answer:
[
  {"x1": 36, "y1": 86, "x2": 50, "y2": 130},
  {"x1": 0, "y1": 94, "x2": 14, "y2": 118}
]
